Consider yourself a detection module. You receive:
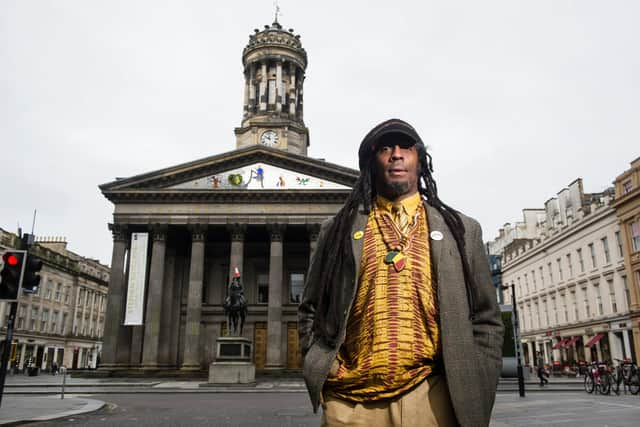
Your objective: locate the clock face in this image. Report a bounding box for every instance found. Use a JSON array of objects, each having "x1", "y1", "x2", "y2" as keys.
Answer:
[{"x1": 260, "y1": 130, "x2": 278, "y2": 147}]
